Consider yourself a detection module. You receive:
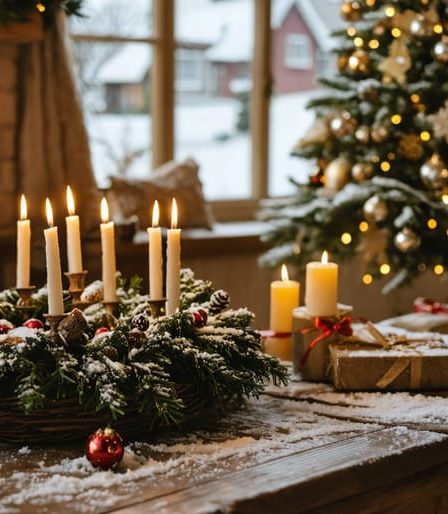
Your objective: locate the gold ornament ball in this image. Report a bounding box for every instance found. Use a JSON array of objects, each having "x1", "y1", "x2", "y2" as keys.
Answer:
[
  {"x1": 420, "y1": 154, "x2": 448, "y2": 191},
  {"x1": 363, "y1": 195, "x2": 388, "y2": 223},
  {"x1": 338, "y1": 54, "x2": 349, "y2": 71},
  {"x1": 330, "y1": 111, "x2": 357, "y2": 138},
  {"x1": 394, "y1": 228, "x2": 421, "y2": 253},
  {"x1": 324, "y1": 157, "x2": 352, "y2": 191},
  {"x1": 434, "y1": 38, "x2": 448, "y2": 63},
  {"x1": 410, "y1": 16, "x2": 433, "y2": 37},
  {"x1": 370, "y1": 124, "x2": 389, "y2": 143},
  {"x1": 348, "y1": 49, "x2": 370, "y2": 74},
  {"x1": 398, "y1": 134, "x2": 424, "y2": 161},
  {"x1": 341, "y1": 0, "x2": 362, "y2": 21},
  {"x1": 355, "y1": 125, "x2": 370, "y2": 143},
  {"x1": 352, "y1": 162, "x2": 374, "y2": 182}
]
